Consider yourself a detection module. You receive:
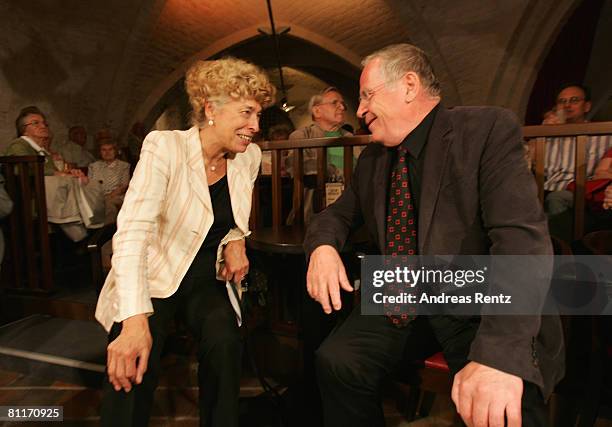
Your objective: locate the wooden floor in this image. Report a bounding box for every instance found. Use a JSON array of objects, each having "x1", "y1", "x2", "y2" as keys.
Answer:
[
  {"x1": 2, "y1": 362, "x2": 612, "y2": 427},
  {"x1": 0, "y1": 365, "x2": 413, "y2": 427},
  {"x1": 2, "y1": 248, "x2": 612, "y2": 426},
  {"x1": 0, "y1": 359, "x2": 278, "y2": 427}
]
